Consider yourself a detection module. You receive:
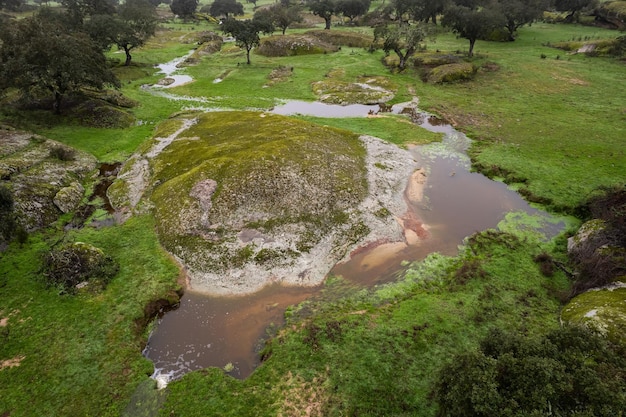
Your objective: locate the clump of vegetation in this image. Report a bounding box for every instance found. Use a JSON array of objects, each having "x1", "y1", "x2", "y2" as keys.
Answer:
[
  {"x1": 534, "y1": 252, "x2": 556, "y2": 277},
  {"x1": 305, "y1": 30, "x2": 373, "y2": 48},
  {"x1": 49, "y1": 145, "x2": 76, "y2": 162},
  {"x1": 257, "y1": 34, "x2": 339, "y2": 57},
  {"x1": 0, "y1": 184, "x2": 16, "y2": 242},
  {"x1": 426, "y1": 62, "x2": 477, "y2": 84},
  {"x1": 433, "y1": 326, "x2": 626, "y2": 416},
  {"x1": 42, "y1": 242, "x2": 119, "y2": 293}
]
